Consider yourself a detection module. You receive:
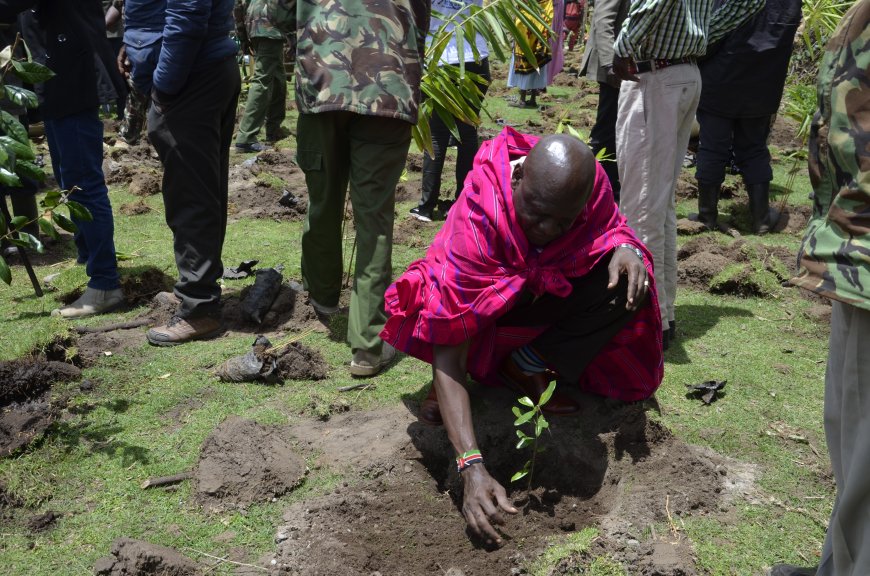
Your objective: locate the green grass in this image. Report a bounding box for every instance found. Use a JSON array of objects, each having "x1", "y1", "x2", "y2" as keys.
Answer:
[{"x1": 0, "y1": 71, "x2": 832, "y2": 575}]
